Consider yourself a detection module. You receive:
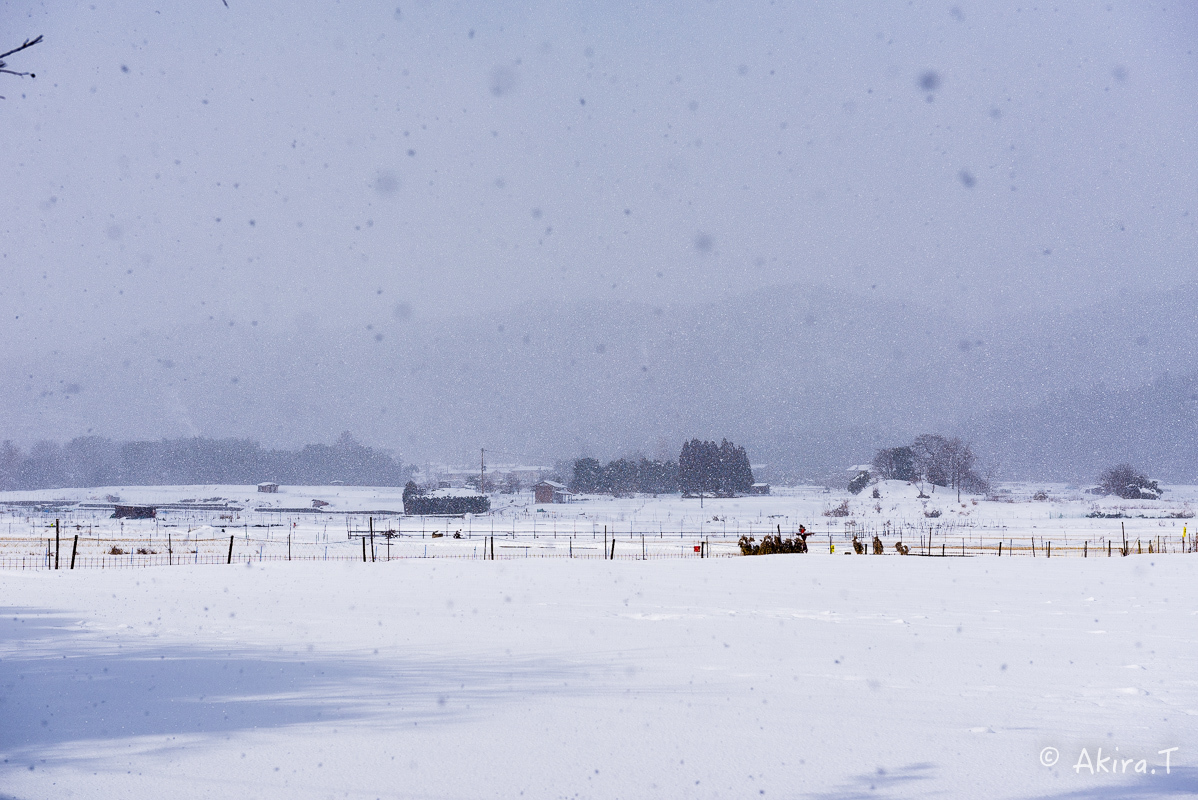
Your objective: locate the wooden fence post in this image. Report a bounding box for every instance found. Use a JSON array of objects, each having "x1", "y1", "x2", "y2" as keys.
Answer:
[
  {"x1": 369, "y1": 517, "x2": 375, "y2": 563},
  {"x1": 362, "y1": 536, "x2": 367, "y2": 562},
  {"x1": 55, "y1": 519, "x2": 60, "y2": 570},
  {"x1": 70, "y1": 534, "x2": 78, "y2": 569},
  {"x1": 227, "y1": 535, "x2": 234, "y2": 564}
]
